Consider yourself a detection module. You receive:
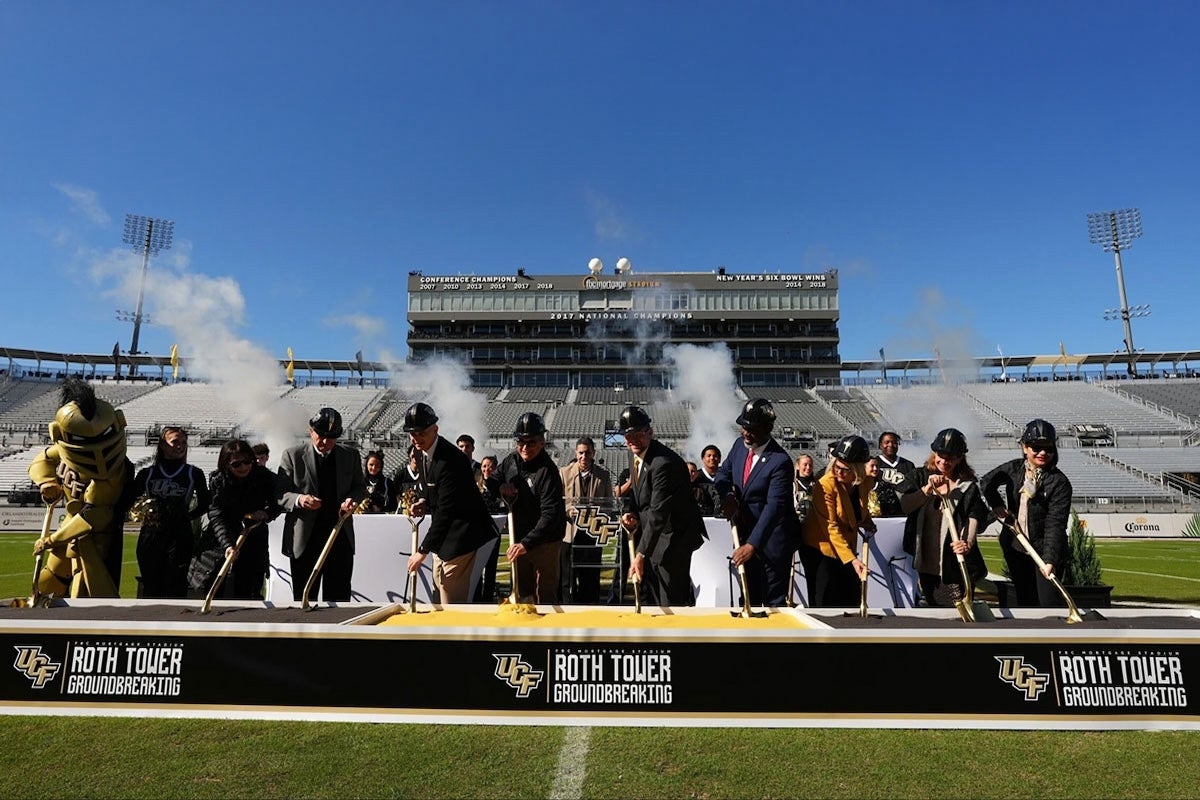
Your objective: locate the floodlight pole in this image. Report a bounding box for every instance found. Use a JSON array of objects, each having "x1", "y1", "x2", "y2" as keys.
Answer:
[
  {"x1": 1087, "y1": 208, "x2": 1145, "y2": 377},
  {"x1": 120, "y1": 214, "x2": 174, "y2": 376}
]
